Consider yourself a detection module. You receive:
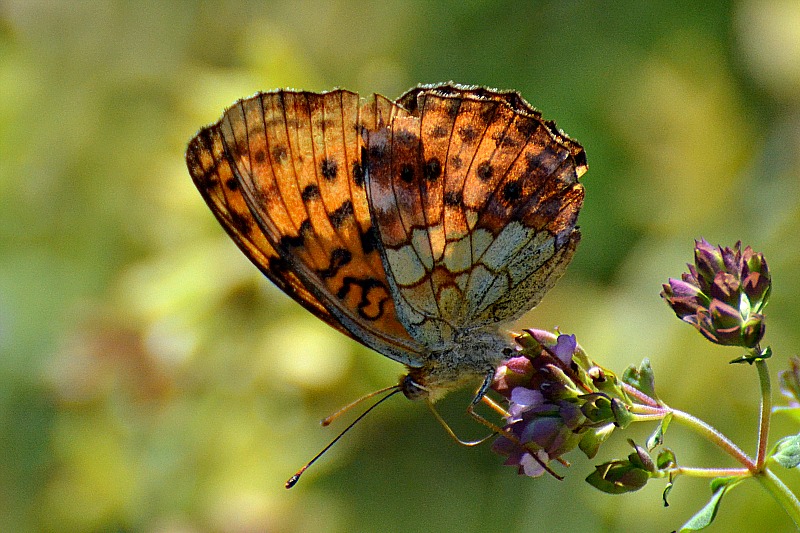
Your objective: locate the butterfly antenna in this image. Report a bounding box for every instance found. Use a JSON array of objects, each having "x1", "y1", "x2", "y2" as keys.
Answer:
[
  {"x1": 285, "y1": 386, "x2": 401, "y2": 489},
  {"x1": 320, "y1": 384, "x2": 400, "y2": 426}
]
